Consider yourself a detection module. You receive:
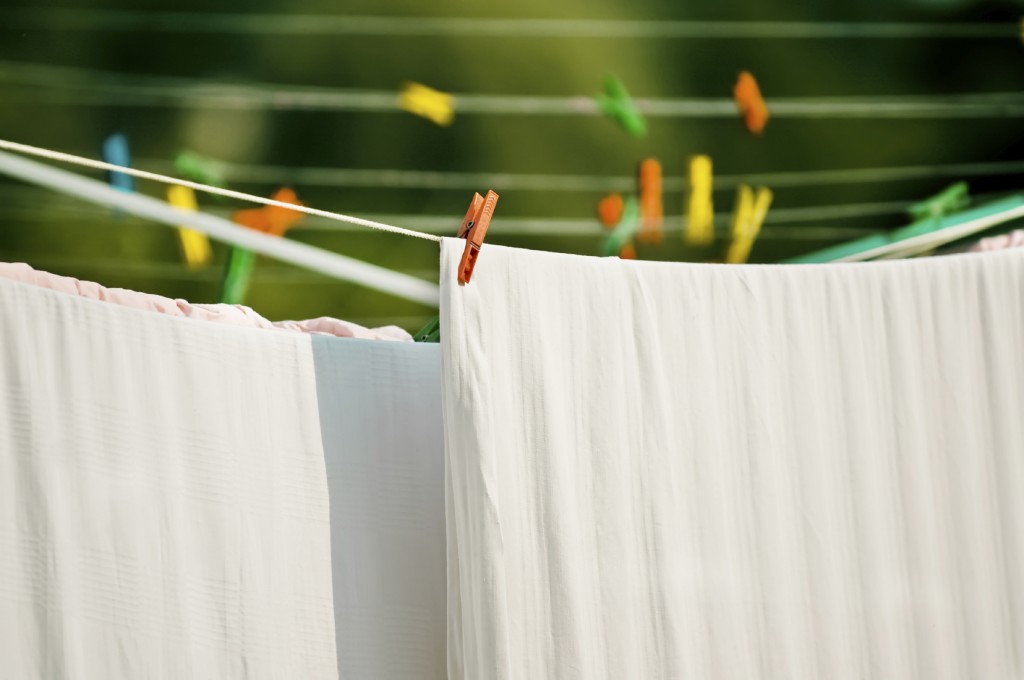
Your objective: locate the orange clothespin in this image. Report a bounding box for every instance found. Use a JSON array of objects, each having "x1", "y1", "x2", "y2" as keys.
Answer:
[
  {"x1": 399, "y1": 82, "x2": 455, "y2": 126},
  {"x1": 233, "y1": 187, "x2": 304, "y2": 236},
  {"x1": 457, "y1": 190, "x2": 499, "y2": 284},
  {"x1": 637, "y1": 158, "x2": 663, "y2": 244},
  {"x1": 221, "y1": 188, "x2": 304, "y2": 304},
  {"x1": 597, "y1": 193, "x2": 625, "y2": 229},
  {"x1": 733, "y1": 71, "x2": 769, "y2": 135}
]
